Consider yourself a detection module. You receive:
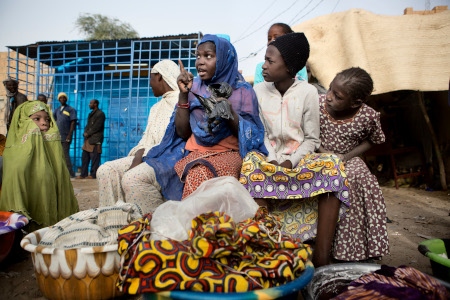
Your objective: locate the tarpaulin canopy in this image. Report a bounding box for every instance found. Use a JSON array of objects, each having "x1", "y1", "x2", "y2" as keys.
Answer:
[{"x1": 293, "y1": 9, "x2": 450, "y2": 95}]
